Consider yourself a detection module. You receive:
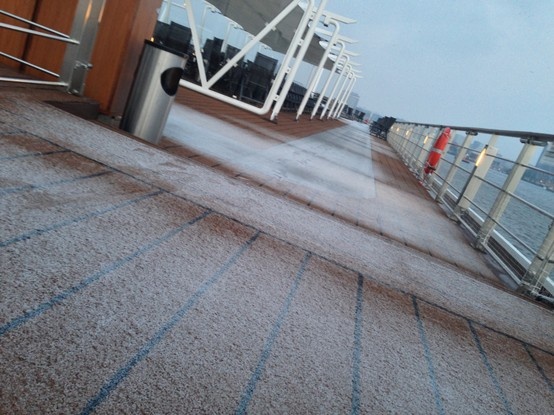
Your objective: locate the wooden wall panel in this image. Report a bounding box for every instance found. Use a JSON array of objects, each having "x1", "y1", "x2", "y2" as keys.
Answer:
[
  {"x1": 0, "y1": 0, "x2": 37, "y2": 68},
  {"x1": 2, "y1": 0, "x2": 161, "y2": 117},
  {"x1": 23, "y1": 0, "x2": 78, "y2": 79},
  {"x1": 110, "y1": 0, "x2": 160, "y2": 115},
  {"x1": 85, "y1": 0, "x2": 159, "y2": 115}
]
